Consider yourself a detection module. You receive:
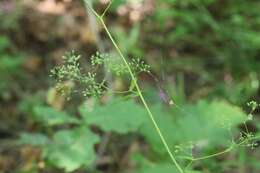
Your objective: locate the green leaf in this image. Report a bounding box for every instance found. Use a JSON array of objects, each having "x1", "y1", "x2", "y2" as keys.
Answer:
[
  {"x1": 135, "y1": 163, "x2": 201, "y2": 173},
  {"x1": 139, "y1": 104, "x2": 182, "y2": 155},
  {"x1": 44, "y1": 127, "x2": 100, "y2": 172},
  {"x1": 140, "y1": 100, "x2": 247, "y2": 155},
  {"x1": 181, "y1": 100, "x2": 247, "y2": 130},
  {"x1": 0, "y1": 56, "x2": 23, "y2": 72},
  {"x1": 79, "y1": 98, "x2": 147, "y2": 134},
  {"x1": 33, "y1": 106, "x2": 80, "y2": 126},
  {"x1": 137, "y1": 164, "x2": 177, "y2": 173},
  {"x1": 19, "y1": 133, "x2": 49, "y2": 146},
  {"x1": 0, "y1": 36, "x2": 10, "y2": 52},
  {"x1": 130, "y1": 153, "x2": 201, "y2": 173}
]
